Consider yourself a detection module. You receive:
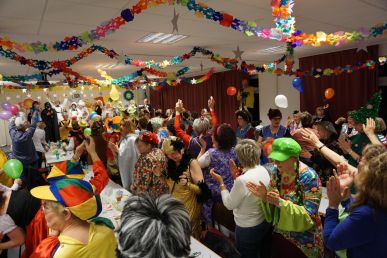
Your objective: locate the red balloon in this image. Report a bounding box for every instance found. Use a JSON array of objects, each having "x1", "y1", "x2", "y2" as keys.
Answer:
[
  {"x1": 227, "y1": 86, "x2": 237, "y2": 96},
  {"x1": 9, "y1": 105, "x2": 19, "y2": 115}
]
